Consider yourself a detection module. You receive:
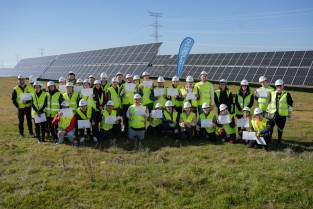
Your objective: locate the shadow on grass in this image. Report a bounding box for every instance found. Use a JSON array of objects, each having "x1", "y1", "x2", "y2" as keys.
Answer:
[{"x1": 268, "y1": 138, "x2": 313, "y2": 153}]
